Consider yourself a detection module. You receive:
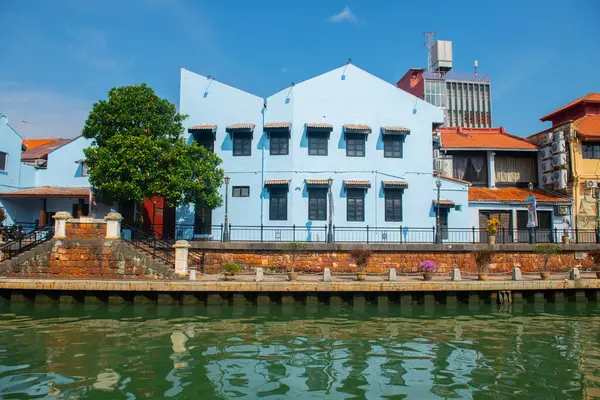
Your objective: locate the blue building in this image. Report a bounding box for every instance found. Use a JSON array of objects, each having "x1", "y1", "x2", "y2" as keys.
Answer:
[
  {"x1": 178, "y1": 63, "x2": 469, "y2": 242},
  {"x1": 0, "y1": 114, "x2": 109, "y2": 226}
]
